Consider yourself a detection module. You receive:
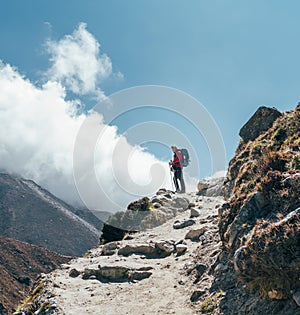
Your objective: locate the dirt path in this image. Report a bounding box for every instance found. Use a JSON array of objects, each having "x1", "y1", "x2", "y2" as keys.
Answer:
[{"x1": 32, "y1": 194, "x2": 224, "y2": 315}]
